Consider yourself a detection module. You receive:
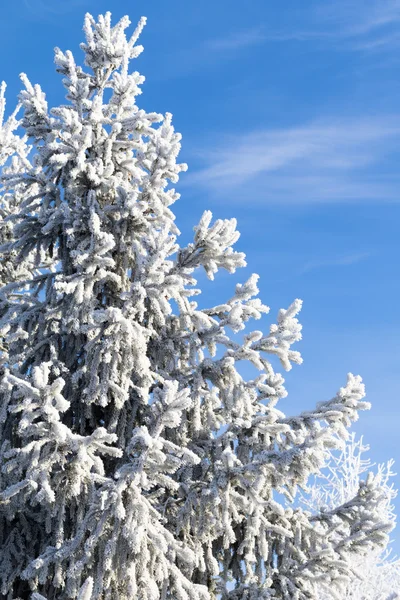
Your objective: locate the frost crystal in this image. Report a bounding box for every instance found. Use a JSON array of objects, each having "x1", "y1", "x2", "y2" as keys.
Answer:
[{"x1": 0, "y1": 12, "x2": 396, "y2": 600}]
